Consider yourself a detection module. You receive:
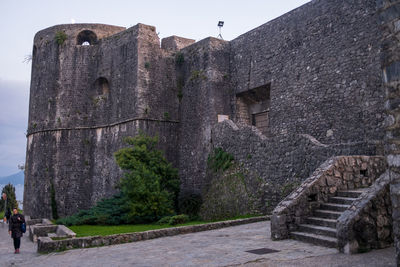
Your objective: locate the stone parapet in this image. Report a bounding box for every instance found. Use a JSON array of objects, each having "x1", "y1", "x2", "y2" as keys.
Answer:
[
  {"x1": 337, "y1": 171, "x2": 392, "y2": 253},
  {"x1": 271, "y1": 156, "x2": 386, "y2": 240},
  {"x1": 37, "y1": 216, "x2": 269, "y2": 253}
]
